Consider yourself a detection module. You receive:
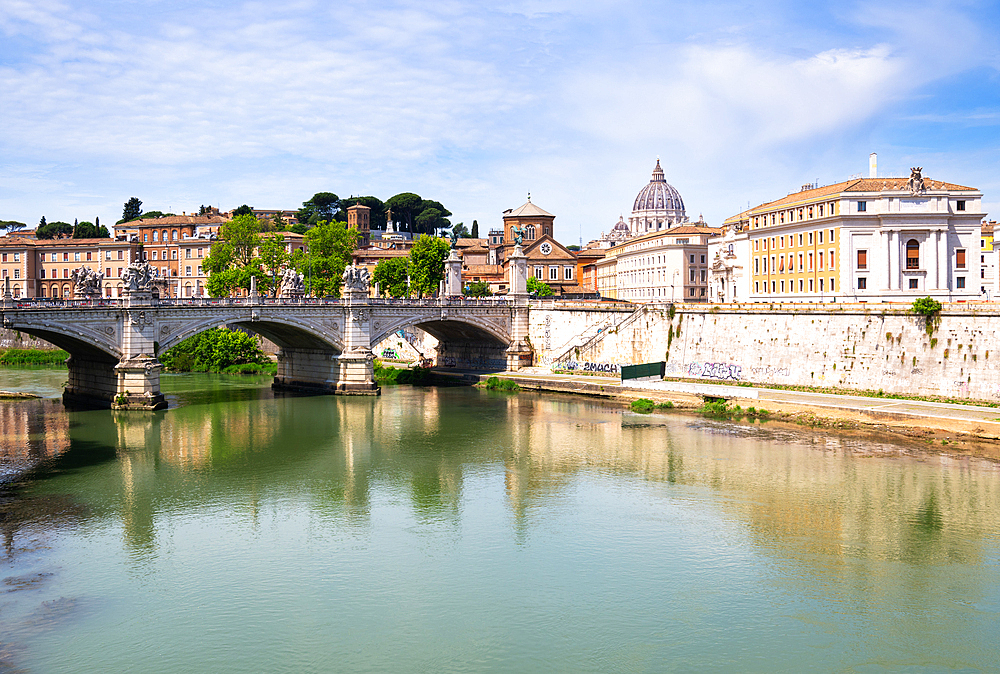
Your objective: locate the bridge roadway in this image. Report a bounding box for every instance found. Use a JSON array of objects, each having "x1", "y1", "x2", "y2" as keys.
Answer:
[{"x1": 0, "y1": 289, "x2": 532, "y2": 410}]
